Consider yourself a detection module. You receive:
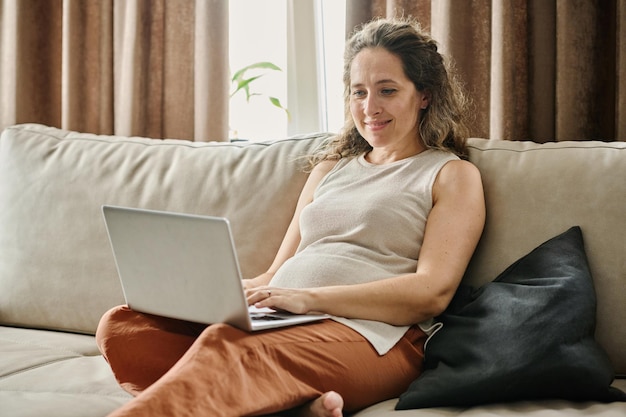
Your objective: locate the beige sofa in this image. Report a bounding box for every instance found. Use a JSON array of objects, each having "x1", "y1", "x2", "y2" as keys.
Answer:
[{"x1": 0, "y1": 123, "x2": 624, "y2": 417}]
